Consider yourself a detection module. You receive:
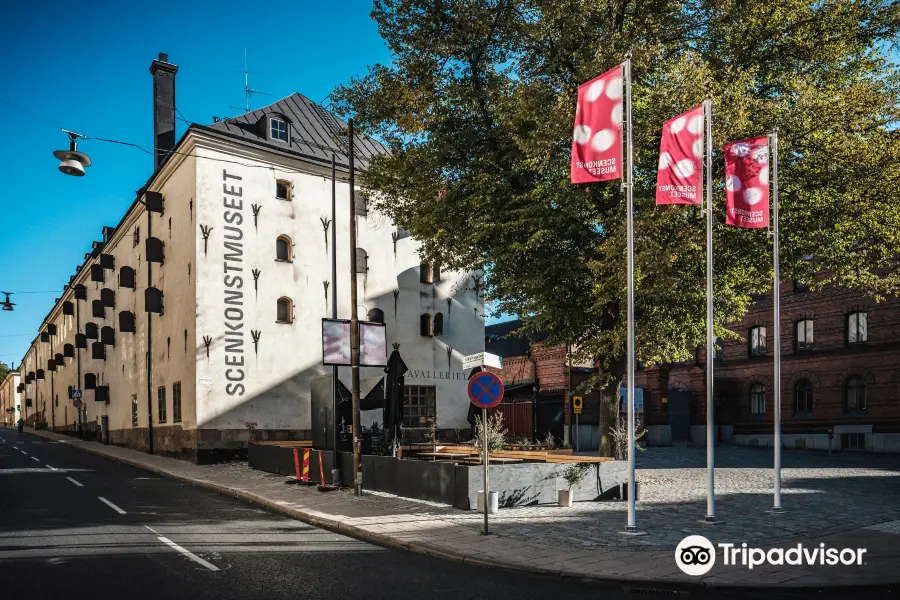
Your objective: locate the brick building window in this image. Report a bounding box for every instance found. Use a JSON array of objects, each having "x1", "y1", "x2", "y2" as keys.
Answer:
[
  {"x1": 848, "y1": 312, "x2": 867, "y2": 344},
  {"x1": 403, "y1": 385, "x2": 436, "y2": 427},
  {"x1": 713, "y1": 337, "x2": 725, "y2": 361},
  {"x1": 172, "y1": 382, "x2": 182, "y2": 423},
  {"x1": 131, "y1": 394, "x2": 138, "y2": 427},
  {"x1": 794, "y1": 379, "x2": 813, "y2": 415},
  {"x1": 795, "y1": 320, "x2": 814, "y2": 350},
  {"x1": 845, "y1": 375, "x2": 866, "y2": 412},
  {"x1": 157, "y1": 386, "x2": 167, "y2": 423},
  {"x1": 749, "y1": 326, "x2": 766, "y2": 356},
  {"x1": 750, "y1": 383, "x2": 766, "y2": 415}
]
